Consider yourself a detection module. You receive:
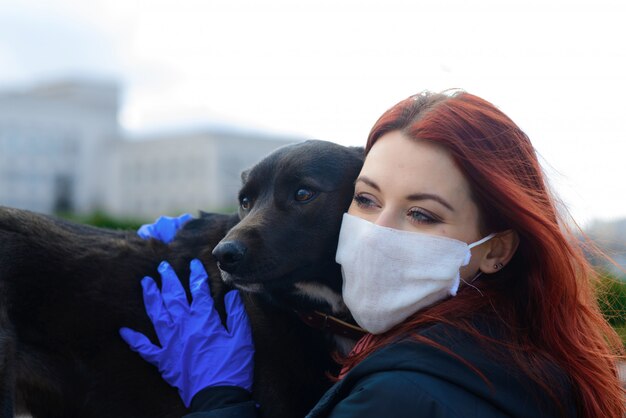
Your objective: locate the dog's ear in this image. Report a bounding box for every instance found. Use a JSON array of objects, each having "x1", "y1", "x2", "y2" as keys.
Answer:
[{"x1": 240, "y1": 169, "x2": 250, "y2": 185}]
